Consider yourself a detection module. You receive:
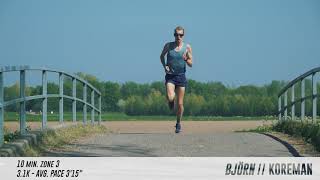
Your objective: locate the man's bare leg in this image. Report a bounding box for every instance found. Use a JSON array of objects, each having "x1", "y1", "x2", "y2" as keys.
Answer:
[
  {"x1": 176, "y1": 86, "x2": 185, "y2": 124},
  {"x1": 166, "y1": 82, "x2": 176, "y2": 110}
]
